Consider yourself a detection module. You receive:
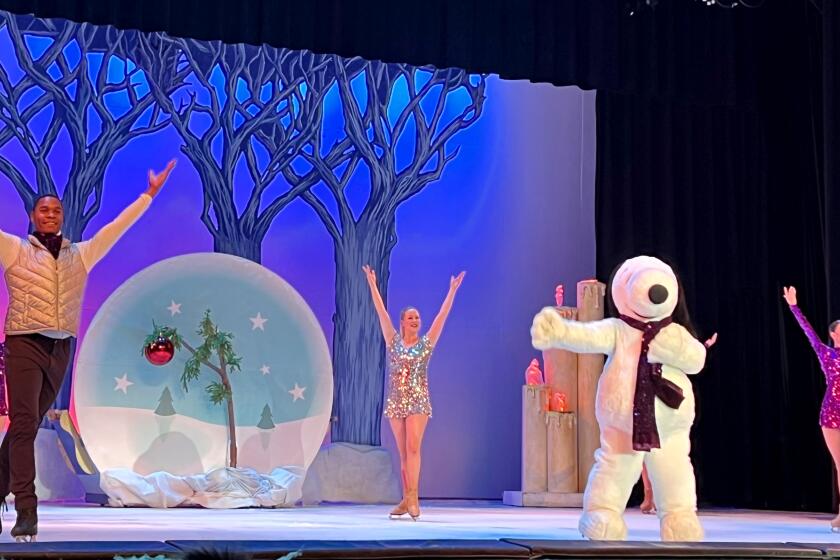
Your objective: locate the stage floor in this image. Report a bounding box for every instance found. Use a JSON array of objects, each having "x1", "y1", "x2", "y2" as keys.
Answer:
[{"x1": 1, "y1": 500, "x2": 836, "y2": 544}]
